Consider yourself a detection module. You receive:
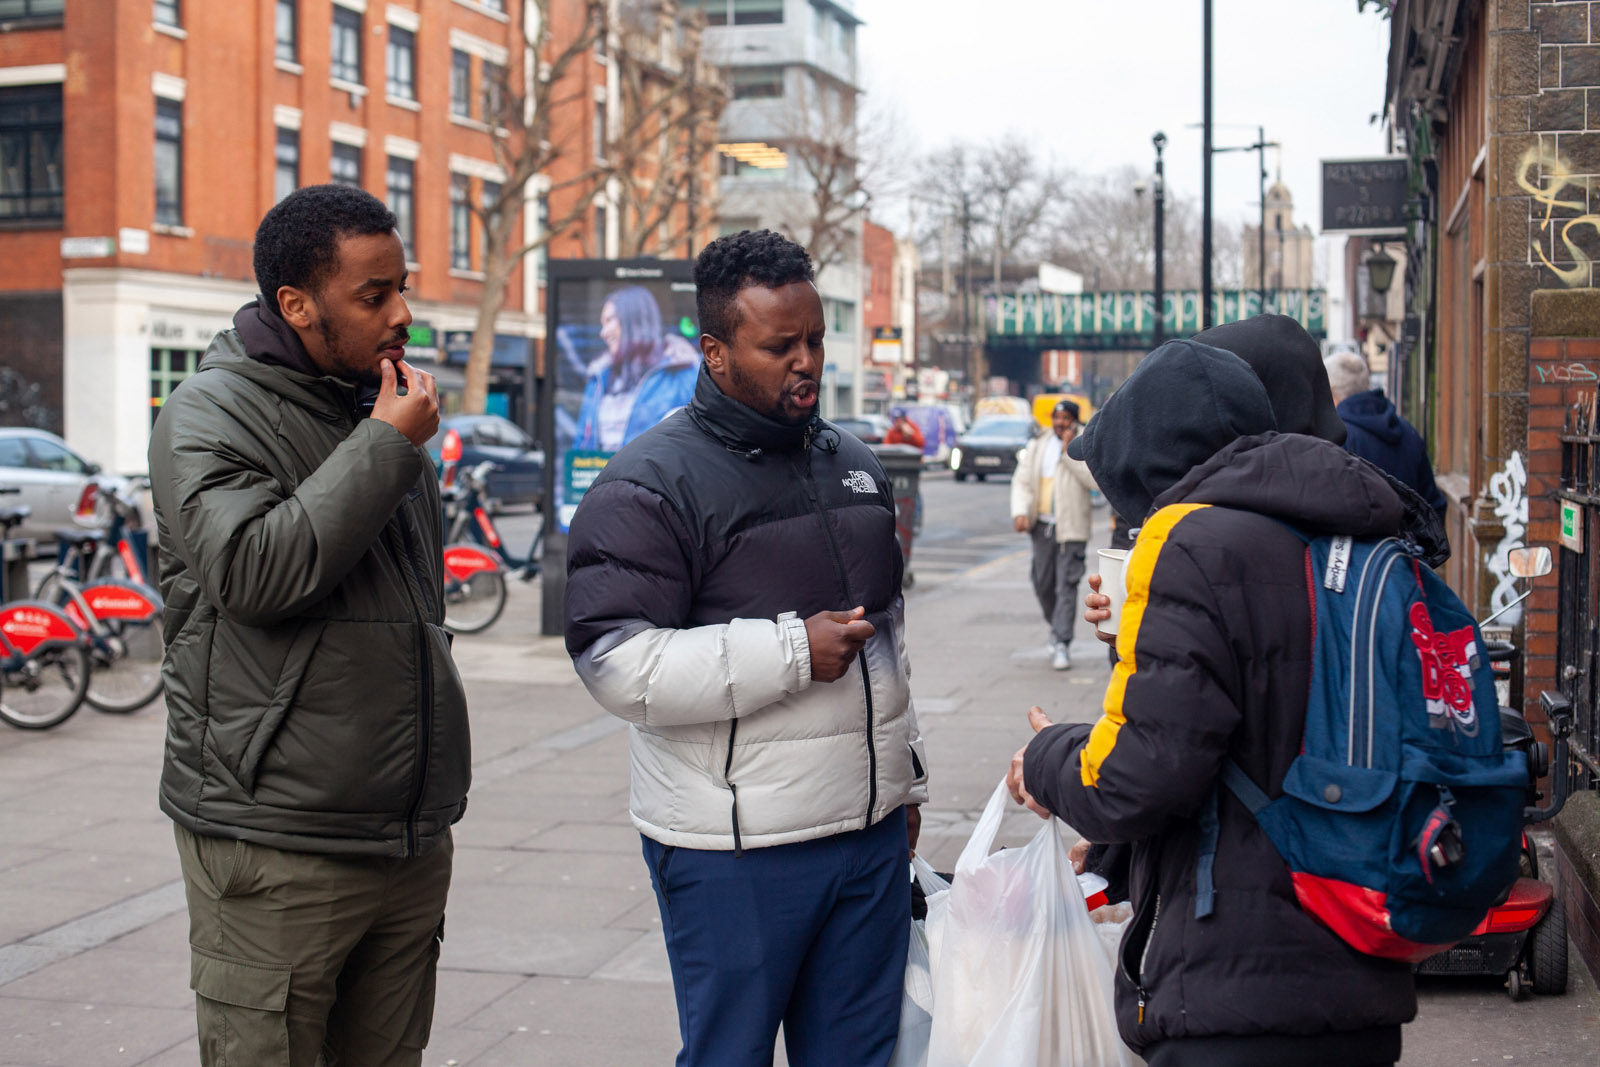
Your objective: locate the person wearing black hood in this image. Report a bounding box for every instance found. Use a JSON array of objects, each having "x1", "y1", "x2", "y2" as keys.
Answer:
[{"x1": 1005, "y1": 338, "x2": 1417, "y2": 1067}]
